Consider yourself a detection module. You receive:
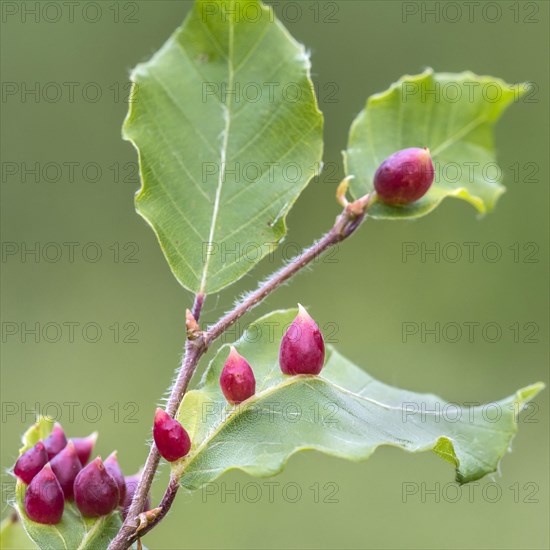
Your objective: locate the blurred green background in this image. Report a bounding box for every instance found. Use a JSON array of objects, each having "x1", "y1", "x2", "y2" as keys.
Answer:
[{"x1": 1, "y1": 1, "x2": 548, "y2": 548}]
